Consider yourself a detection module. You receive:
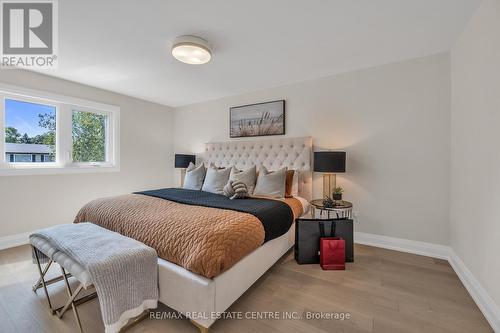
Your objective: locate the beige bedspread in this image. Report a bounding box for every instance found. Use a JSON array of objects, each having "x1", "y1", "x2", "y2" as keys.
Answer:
[{"x1": 74, "y1": 194, "x2": 302, "y2": 278}]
